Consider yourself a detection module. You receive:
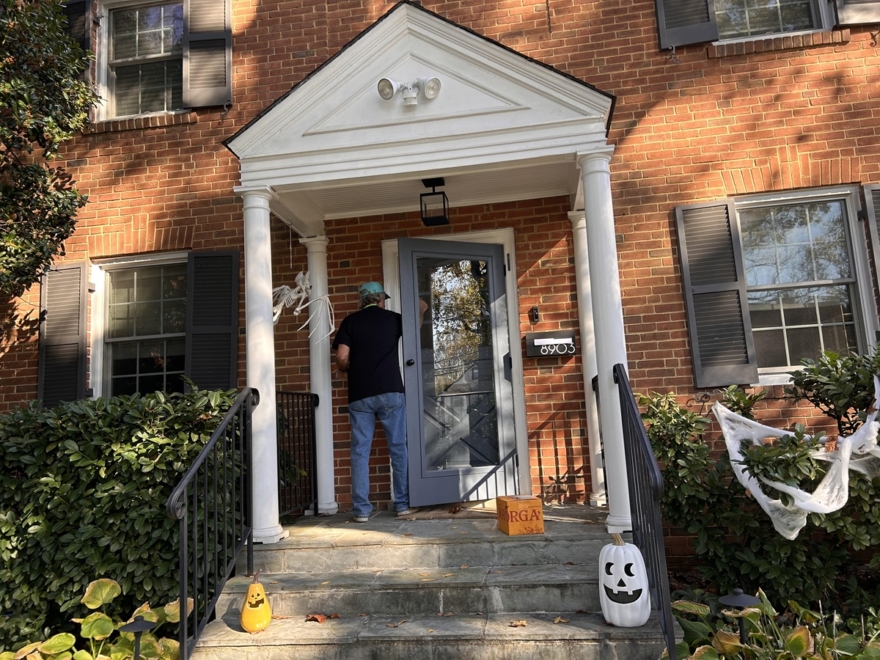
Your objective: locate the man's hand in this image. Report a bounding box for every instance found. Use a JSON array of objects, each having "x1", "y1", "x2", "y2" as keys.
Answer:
[{"x1": 335, "y1": 344, "x2": 350, "y2": 374}]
